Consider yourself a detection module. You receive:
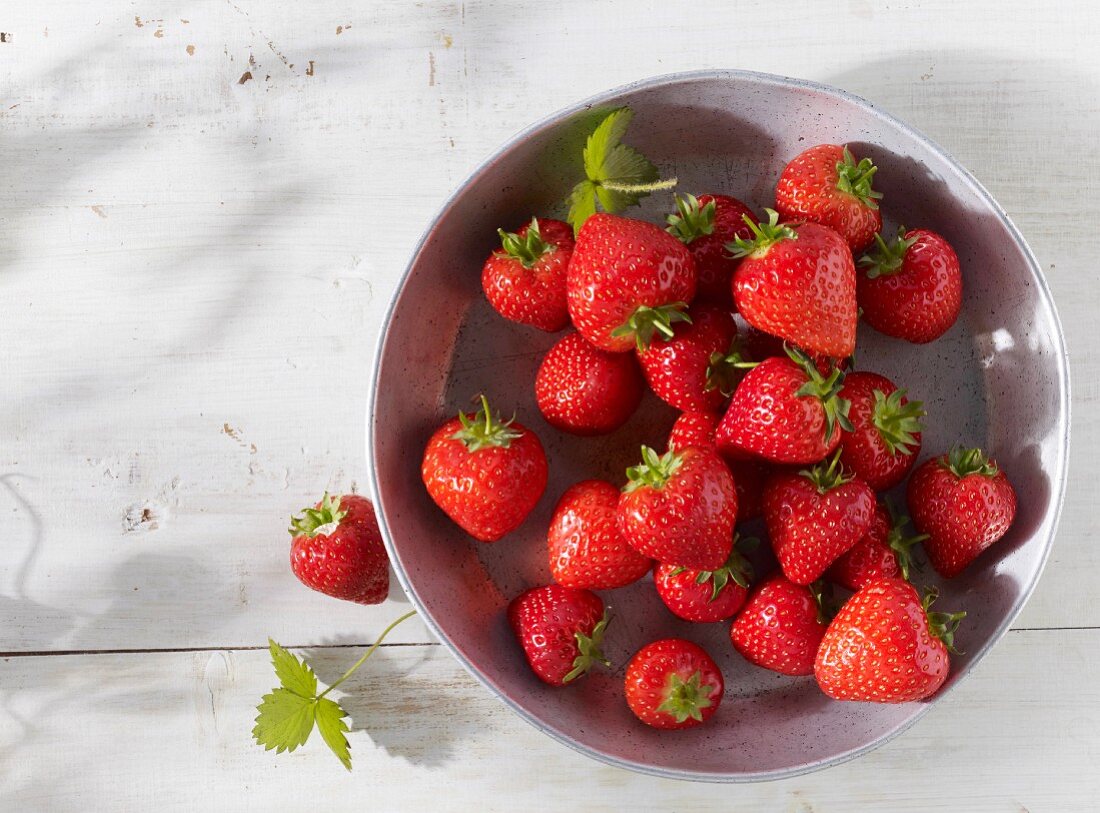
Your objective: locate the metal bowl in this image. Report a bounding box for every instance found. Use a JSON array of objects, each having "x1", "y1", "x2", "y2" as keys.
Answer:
[{"x1": 367, "y1": 70, "x2": 1070, "y2": 781}]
